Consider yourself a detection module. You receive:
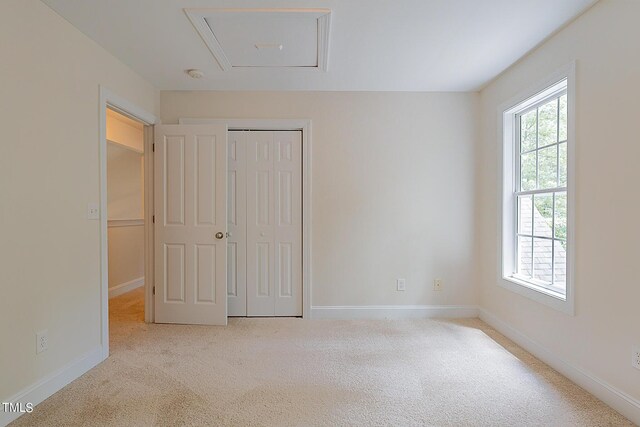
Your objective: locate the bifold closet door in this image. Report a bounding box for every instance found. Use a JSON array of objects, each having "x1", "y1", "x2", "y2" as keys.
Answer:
[
  {"x1": 227, "y1": 131, "x2": 247, "y2": 316},
  {"x1": 244, "y1": 131, "x2": 302, "y2": 316},
  {"x1": 271, "y1": 131, "x2": 302, "y2": 316}
]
